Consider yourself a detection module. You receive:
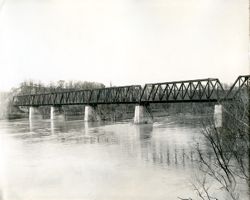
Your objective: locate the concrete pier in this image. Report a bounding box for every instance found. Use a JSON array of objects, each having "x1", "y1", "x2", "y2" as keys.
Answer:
[
  {"x1": 134, "y1": 105, "x2": 153, "y2": 124},
  {"x1": 50, "y1": 106, "x2": 64, "y2": 120},
  {"x1": 84, "y1": 105, "x2": 101, "y2": 122},
  {"x1": 29, "y1": 106, "x2": 42, "y2": 121},
  {"x1": 214, "y1": 104, "x2": 223, "y2": 128}
]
